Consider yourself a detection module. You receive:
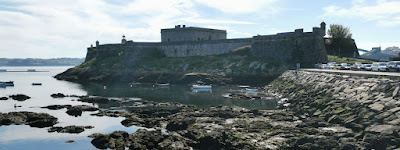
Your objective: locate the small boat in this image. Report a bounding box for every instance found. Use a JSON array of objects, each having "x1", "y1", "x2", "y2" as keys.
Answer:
[
  {"x1": 0, "y1": 81, "x2": 14, "y2": 86},
  {"x1": 192, "y1": 85, "x2": 212, "y2": 89},
  {"x1": 156, "y1": 83, "x2": 170, "y2": 86},
  {"x1": 32, "y1": 83, "x2": 42, "y2": 86},
  {"x1": 246, "y1": 88, "x2": 258, "y2": 92},
  {"x1": 238, "y1": 85, "x2": 250, "y2": 88}
]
